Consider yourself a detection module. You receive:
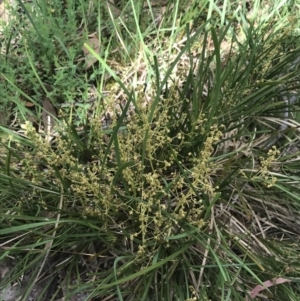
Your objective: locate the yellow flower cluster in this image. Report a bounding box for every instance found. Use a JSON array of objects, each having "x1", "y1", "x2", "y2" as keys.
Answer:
[{"x1": 253, "y1": 146, "x2": 280, "y2": 188}]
